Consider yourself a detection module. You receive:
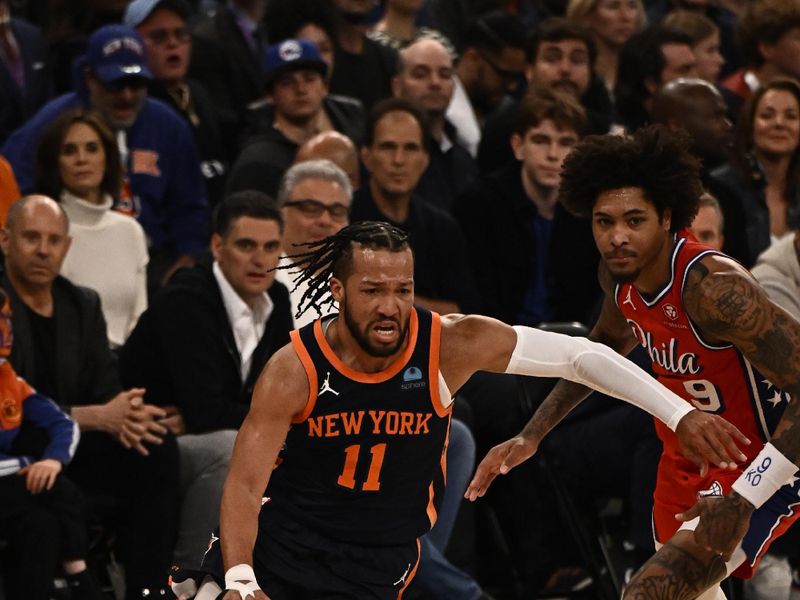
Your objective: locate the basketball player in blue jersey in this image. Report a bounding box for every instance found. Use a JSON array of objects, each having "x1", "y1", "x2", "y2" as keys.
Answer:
[{"x1": 208, "y1": 221, "x2": 747, "y2": 600}]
